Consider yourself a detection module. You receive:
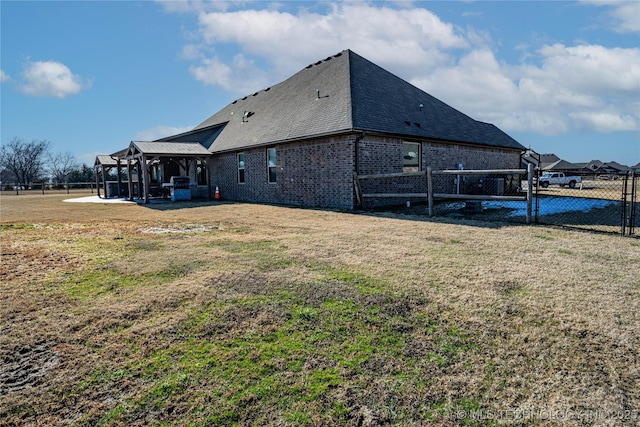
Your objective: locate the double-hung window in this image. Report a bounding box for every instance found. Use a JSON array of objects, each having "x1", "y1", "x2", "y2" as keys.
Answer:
[
  {"x1": 403, "y1": 142, "x2": 420, "y2": 172},
  {"x1": 267, "y1": 148, "x2": 277, "y2": 183}
]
